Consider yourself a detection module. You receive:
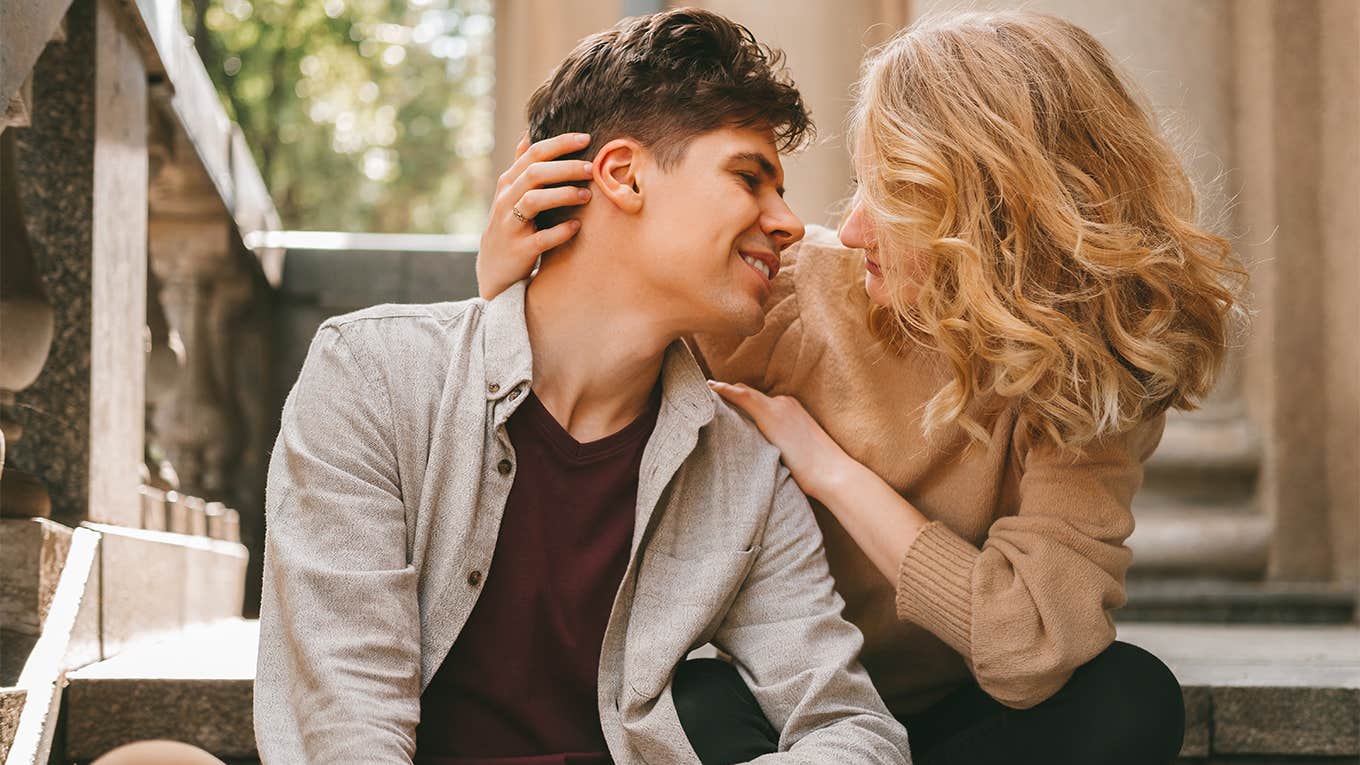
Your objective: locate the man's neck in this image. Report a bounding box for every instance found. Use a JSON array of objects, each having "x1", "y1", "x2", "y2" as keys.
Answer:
[{"x1": 523, "y1": 243, "x2": 675, "y2": 443}]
